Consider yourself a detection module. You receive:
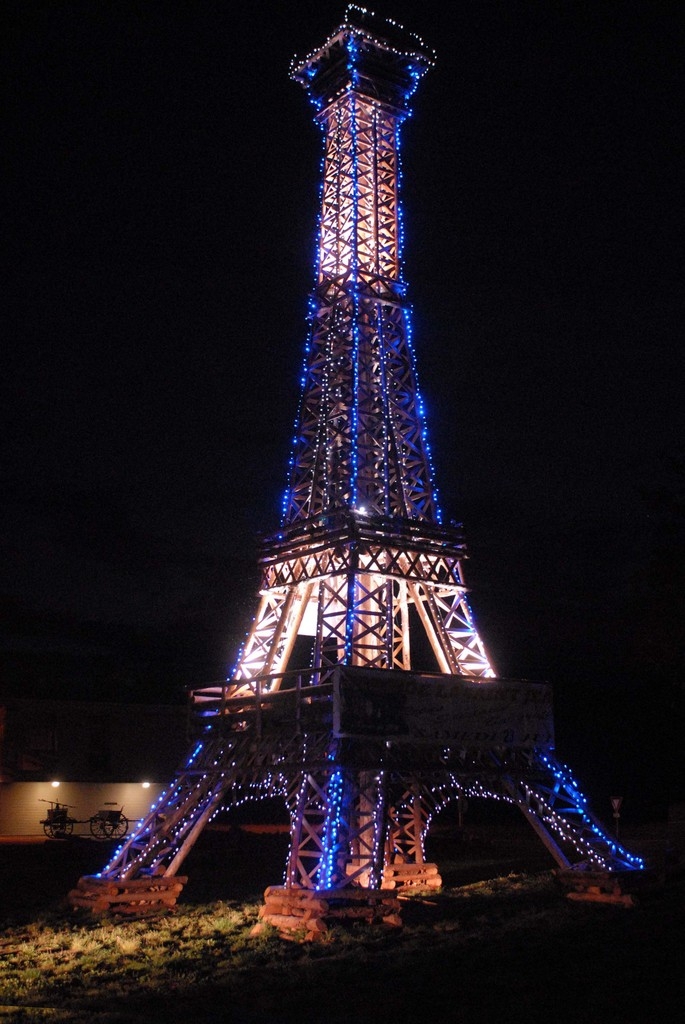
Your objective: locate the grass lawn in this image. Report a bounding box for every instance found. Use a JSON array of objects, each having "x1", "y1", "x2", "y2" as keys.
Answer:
[{"x1": 0, "y1": 821, "x2": 683, "y2": 1023}]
